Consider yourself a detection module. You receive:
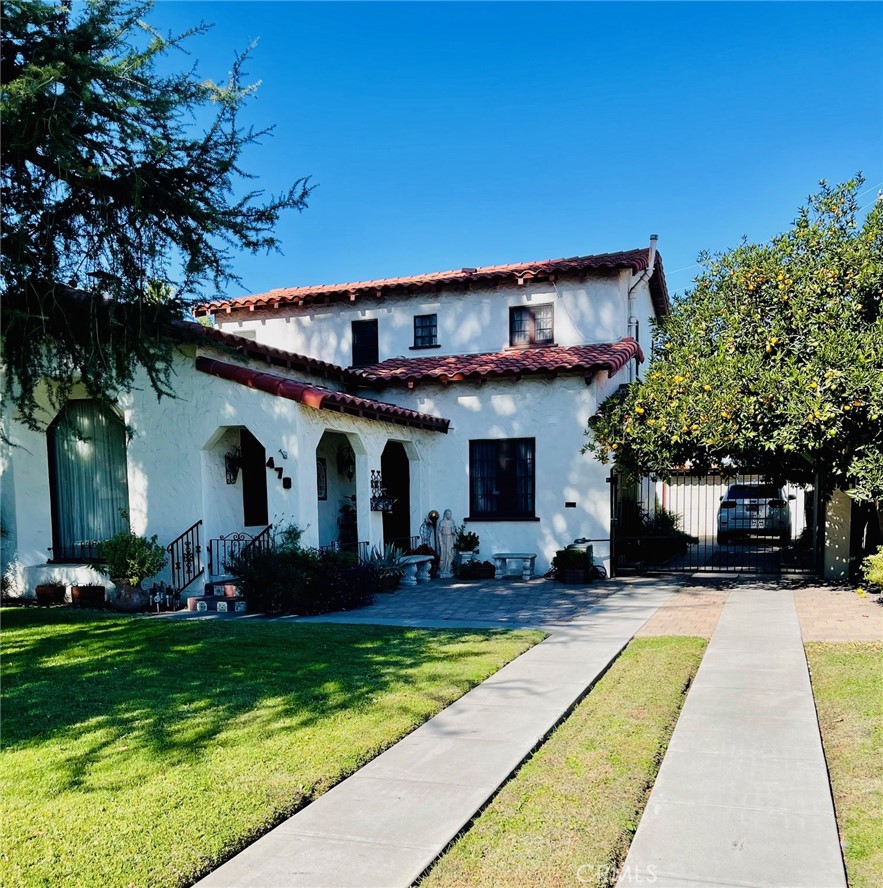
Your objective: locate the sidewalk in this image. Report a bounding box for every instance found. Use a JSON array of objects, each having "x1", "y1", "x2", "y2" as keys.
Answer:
[
  {"x1": 195, "y1": 579, "x2": 679, "y2": 887},
  {"x1": 618, "y1": 584, "x2": 847, "y2": 887}
]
